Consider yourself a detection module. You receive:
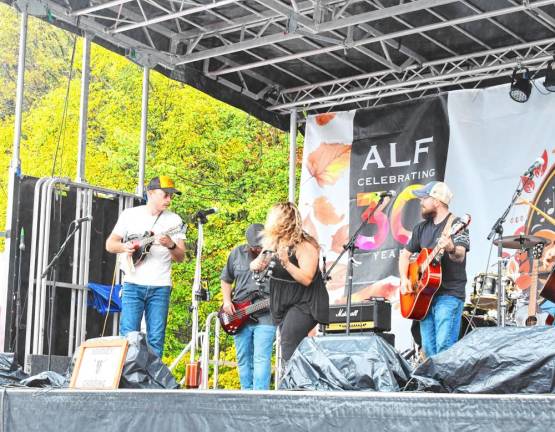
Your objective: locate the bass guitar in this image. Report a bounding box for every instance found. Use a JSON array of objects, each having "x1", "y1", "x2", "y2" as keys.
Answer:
[
  {"x1": 118, "y1": 224, "x2": 186, "y2": 274},
  {"x1": 400, "y1": 214, "x2": 471, "y2": 320},
  {"x1": 218, "y1": 297, "x2": 271, "y2": 335}
]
